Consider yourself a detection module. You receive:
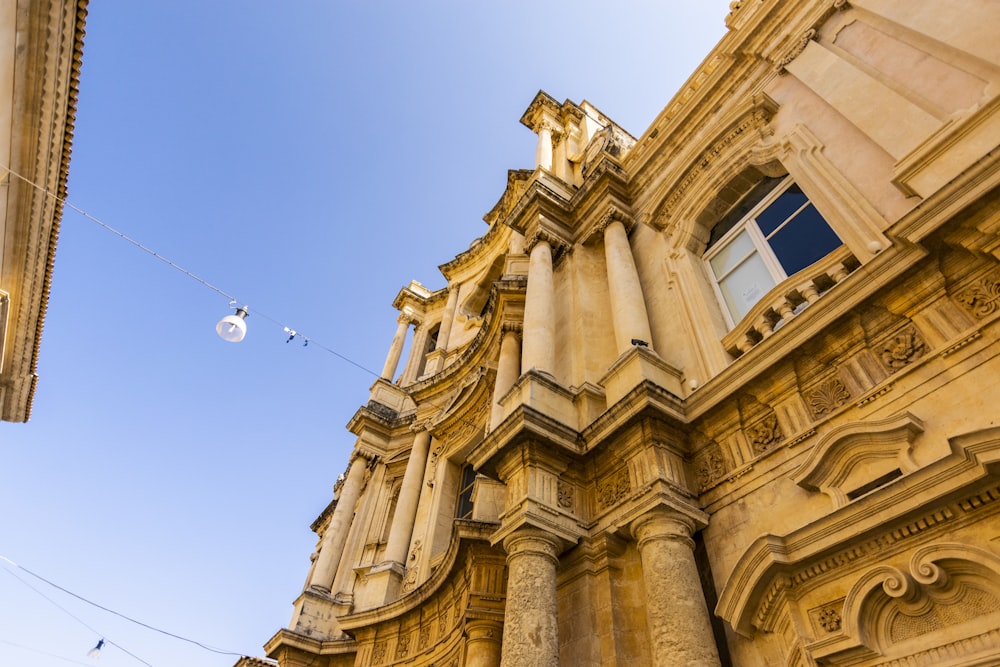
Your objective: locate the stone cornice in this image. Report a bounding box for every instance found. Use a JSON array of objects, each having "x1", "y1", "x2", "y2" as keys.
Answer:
[
  {"x1": 405, "y1": 277, "x2": 525, "y2": 398},
  {"x1": 439, "y1": 218, "x2": 513, "y2": 281},
  {"x1": 470, "y1": 402, "x2": 582, "y2": 479},
  {"x1": 336, "y1": 521, "x2": 498, "y2": 631},
  {"x1": 500, "y1": 172, "x2": 574, "y2": 239},
  {"x1": 2, "y1": 0, "x2": 88, "y2": 422},
  {"x1": 390, "y1": 280, "x2": 435, "y2": 314},
  {"x1": 483, "y1": 169, "x2": 534, "y2": 227},
  {"x1": 264, "y1": 627, "x2": 358, "y2": 661},
  {"x1": 519, "y1": 90, "x2": 562, "y2": 132}
]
